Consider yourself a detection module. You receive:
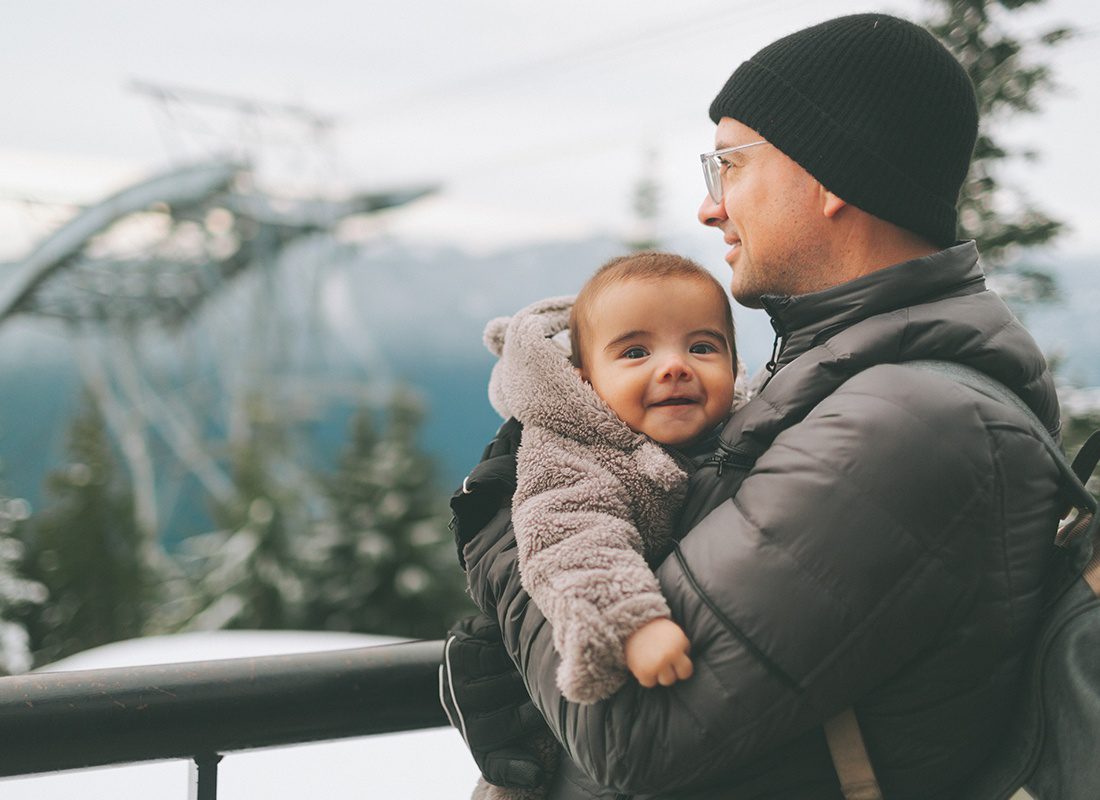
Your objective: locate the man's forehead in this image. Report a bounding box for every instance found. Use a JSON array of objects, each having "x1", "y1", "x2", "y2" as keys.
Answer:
[{"x1": 714, "y1": 116, "x2": 764, "y2": 148}]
